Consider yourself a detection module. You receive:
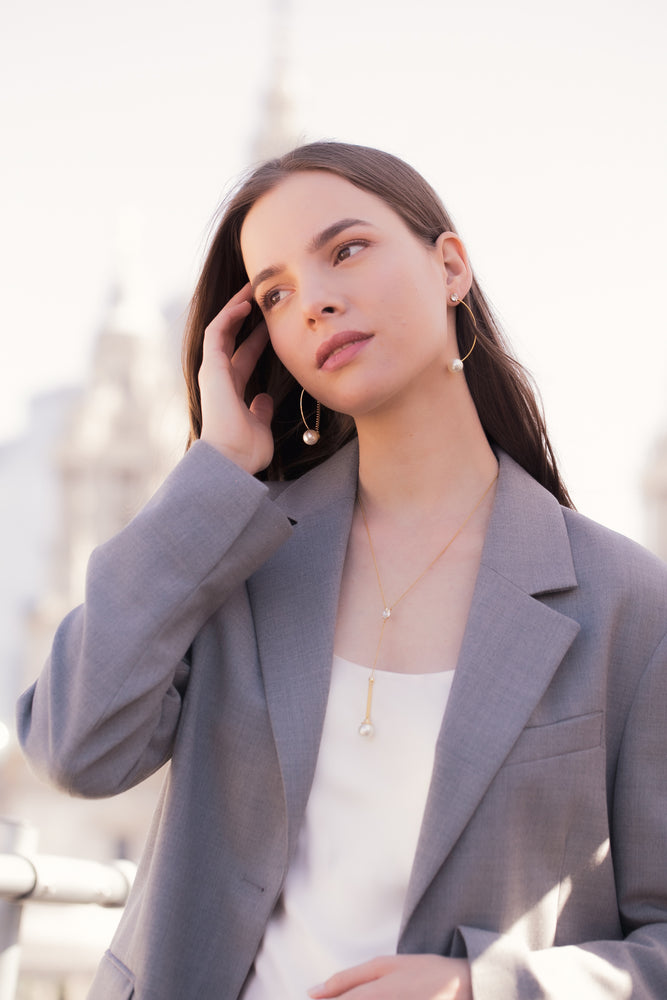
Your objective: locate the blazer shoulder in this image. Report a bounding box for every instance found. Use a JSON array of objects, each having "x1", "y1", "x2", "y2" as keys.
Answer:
[
  {"x1": 562, "y1": 506, "x2": 667, "y2": 628},
  {"x1": 563, "y1": 506, "x2": 667, "y2": 581}
]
